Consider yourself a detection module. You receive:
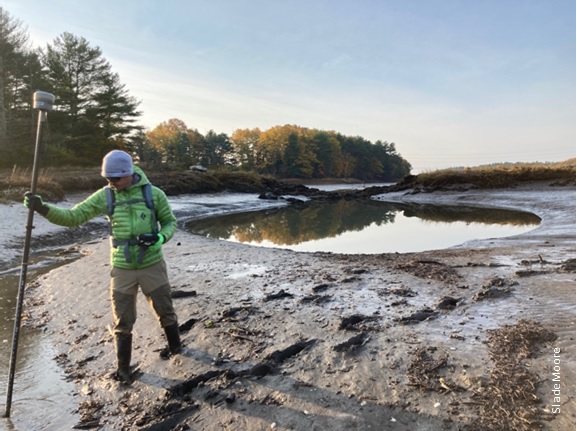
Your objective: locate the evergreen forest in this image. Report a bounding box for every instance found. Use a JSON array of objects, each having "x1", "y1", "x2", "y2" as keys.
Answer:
[{"x1": 0, "y1": 7, "x2": 411, "y2": 181}]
